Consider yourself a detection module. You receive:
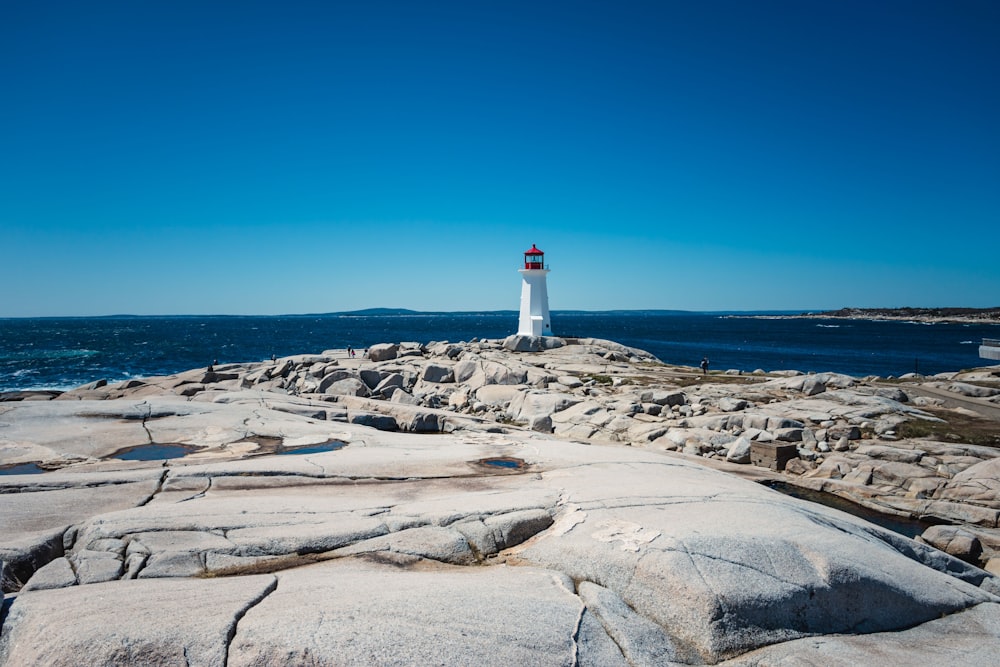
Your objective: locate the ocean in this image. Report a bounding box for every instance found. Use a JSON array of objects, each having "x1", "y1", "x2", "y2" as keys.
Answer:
[{"x1": 1, "y1": 312, "x2": 998, "y2": 392}]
